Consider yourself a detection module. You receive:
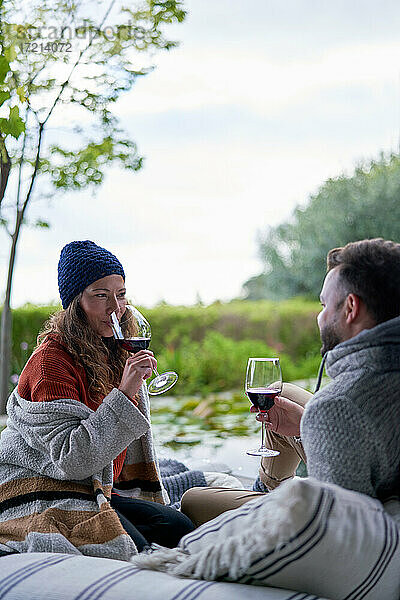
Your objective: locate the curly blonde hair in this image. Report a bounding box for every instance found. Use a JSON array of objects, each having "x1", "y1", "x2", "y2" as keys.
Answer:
[{"x1": 37, "y1": 296, "x2": 136, "y2": 400}]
